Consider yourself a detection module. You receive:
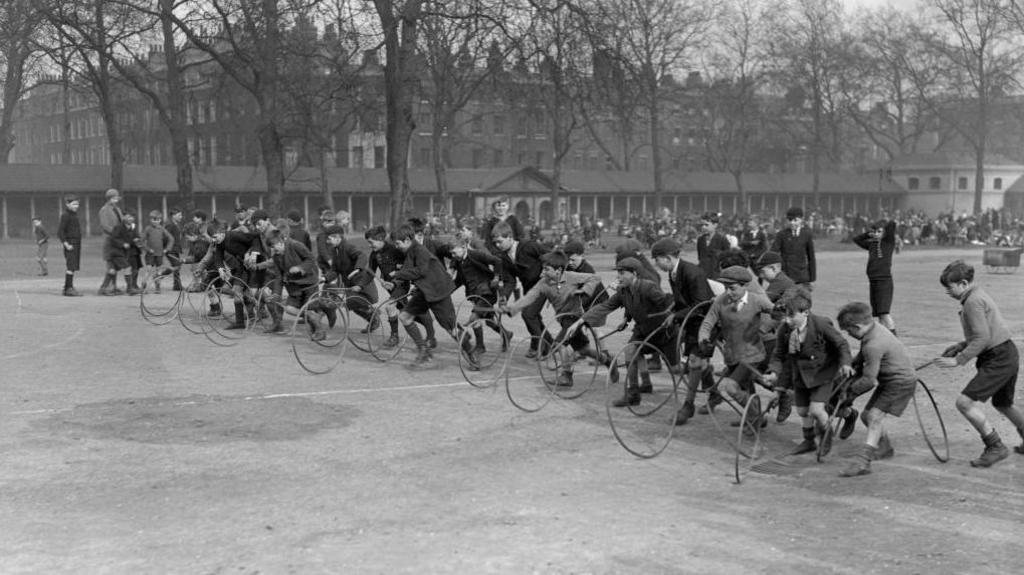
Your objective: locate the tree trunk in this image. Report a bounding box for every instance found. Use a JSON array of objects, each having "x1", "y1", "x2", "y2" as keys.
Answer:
[
  {"x1": 649, "y1": 92, "x2": 664, "y2": 212},
  {"x1": 0, "y1": 45, "x2": 28, "y2": 163},
  {"x1": 432, "y1": 124, "x2": 448, "y2": 219},
  {"x1": 258, "y1": 124, "x2": 285, "y2": 216},
  {"x1": 733, "y1": 171, "x2": 747, "y2": 214},
  {"x1": 319, "y1": 149, "x2": 334, "y2": 212},
  {"x1": 375, "y1": 0, "x2": 423, "y2": 230},
  {"x1": 160, "y1": 0, "x2": 193, "y2": 212}
]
